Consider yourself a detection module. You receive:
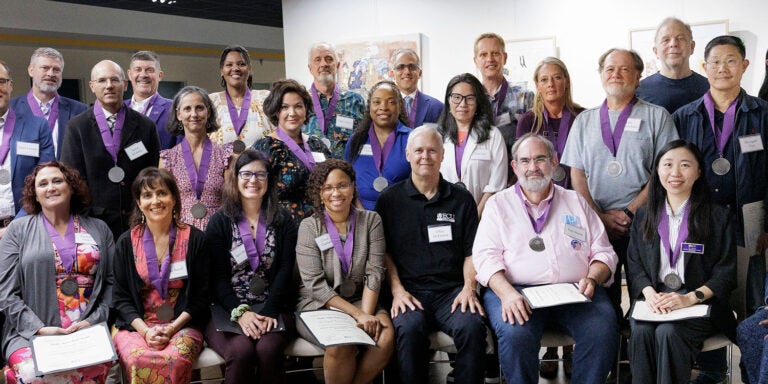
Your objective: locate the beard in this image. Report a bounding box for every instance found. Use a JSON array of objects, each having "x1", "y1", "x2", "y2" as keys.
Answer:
[
  {"x1": 316, "y1": 72, "x2": 335, "y2": 86},
  {"x1": 518, "y1": 172, "x2": 553, "y2": 193},
  {"x1": 34, "y1": 78, "x2": 61, "y2": 93}
]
